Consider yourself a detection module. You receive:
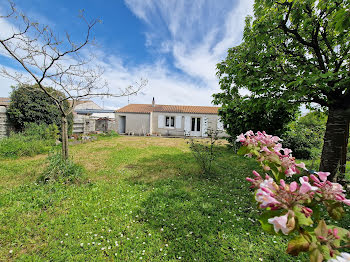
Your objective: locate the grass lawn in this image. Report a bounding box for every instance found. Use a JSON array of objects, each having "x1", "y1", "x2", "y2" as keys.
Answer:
[{"x1": 0, "y1": 136, "x2": 349, "y2": 261}]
